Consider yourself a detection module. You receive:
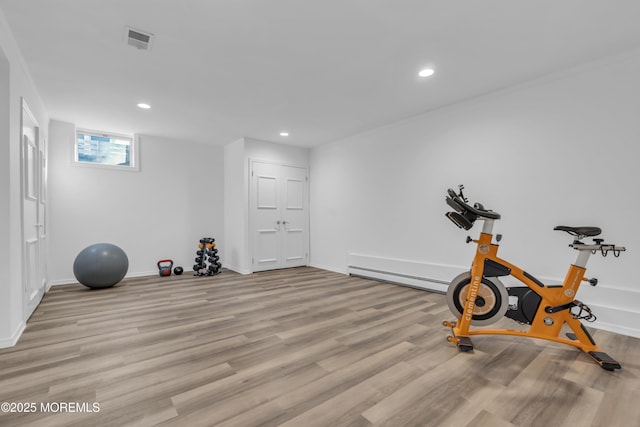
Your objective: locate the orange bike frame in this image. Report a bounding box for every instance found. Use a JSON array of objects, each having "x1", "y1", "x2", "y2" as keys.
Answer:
[{"x1": 451, "y1": 228, "x2": 600, "y2": 352}]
